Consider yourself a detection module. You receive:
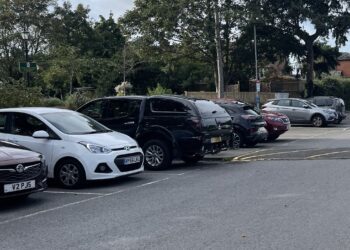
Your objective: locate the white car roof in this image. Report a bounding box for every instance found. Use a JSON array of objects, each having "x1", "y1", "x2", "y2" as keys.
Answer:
[{"x1": 0, "y1": 107, "x2": 74, "y2": 115}]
